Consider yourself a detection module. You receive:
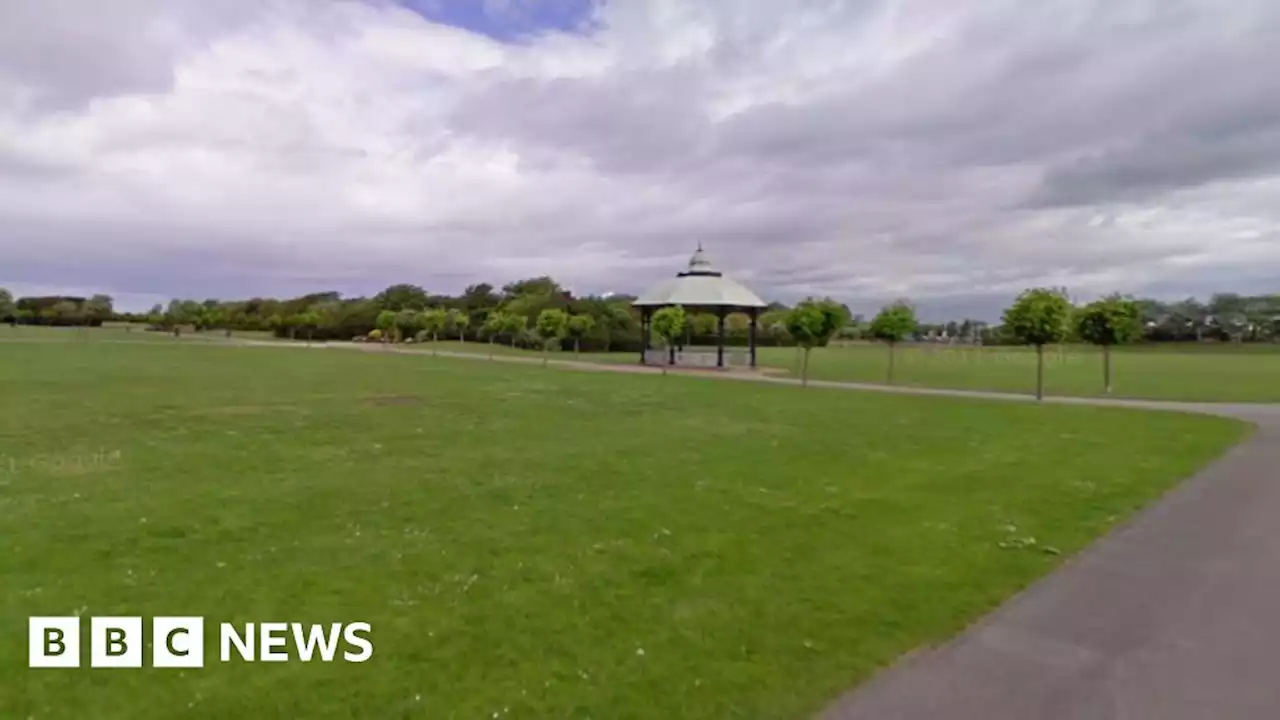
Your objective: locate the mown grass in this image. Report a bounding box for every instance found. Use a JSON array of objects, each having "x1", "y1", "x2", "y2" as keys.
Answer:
[
  {"x1": 0, "y1": 340, "x2": 1249, "y2": 718},
  {"x1": 5, "y1": 325, "x2": 1279, "y2": 401},
  {"x1": 760, "y1": 343, "x2": 1280, "y2": 402}
]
